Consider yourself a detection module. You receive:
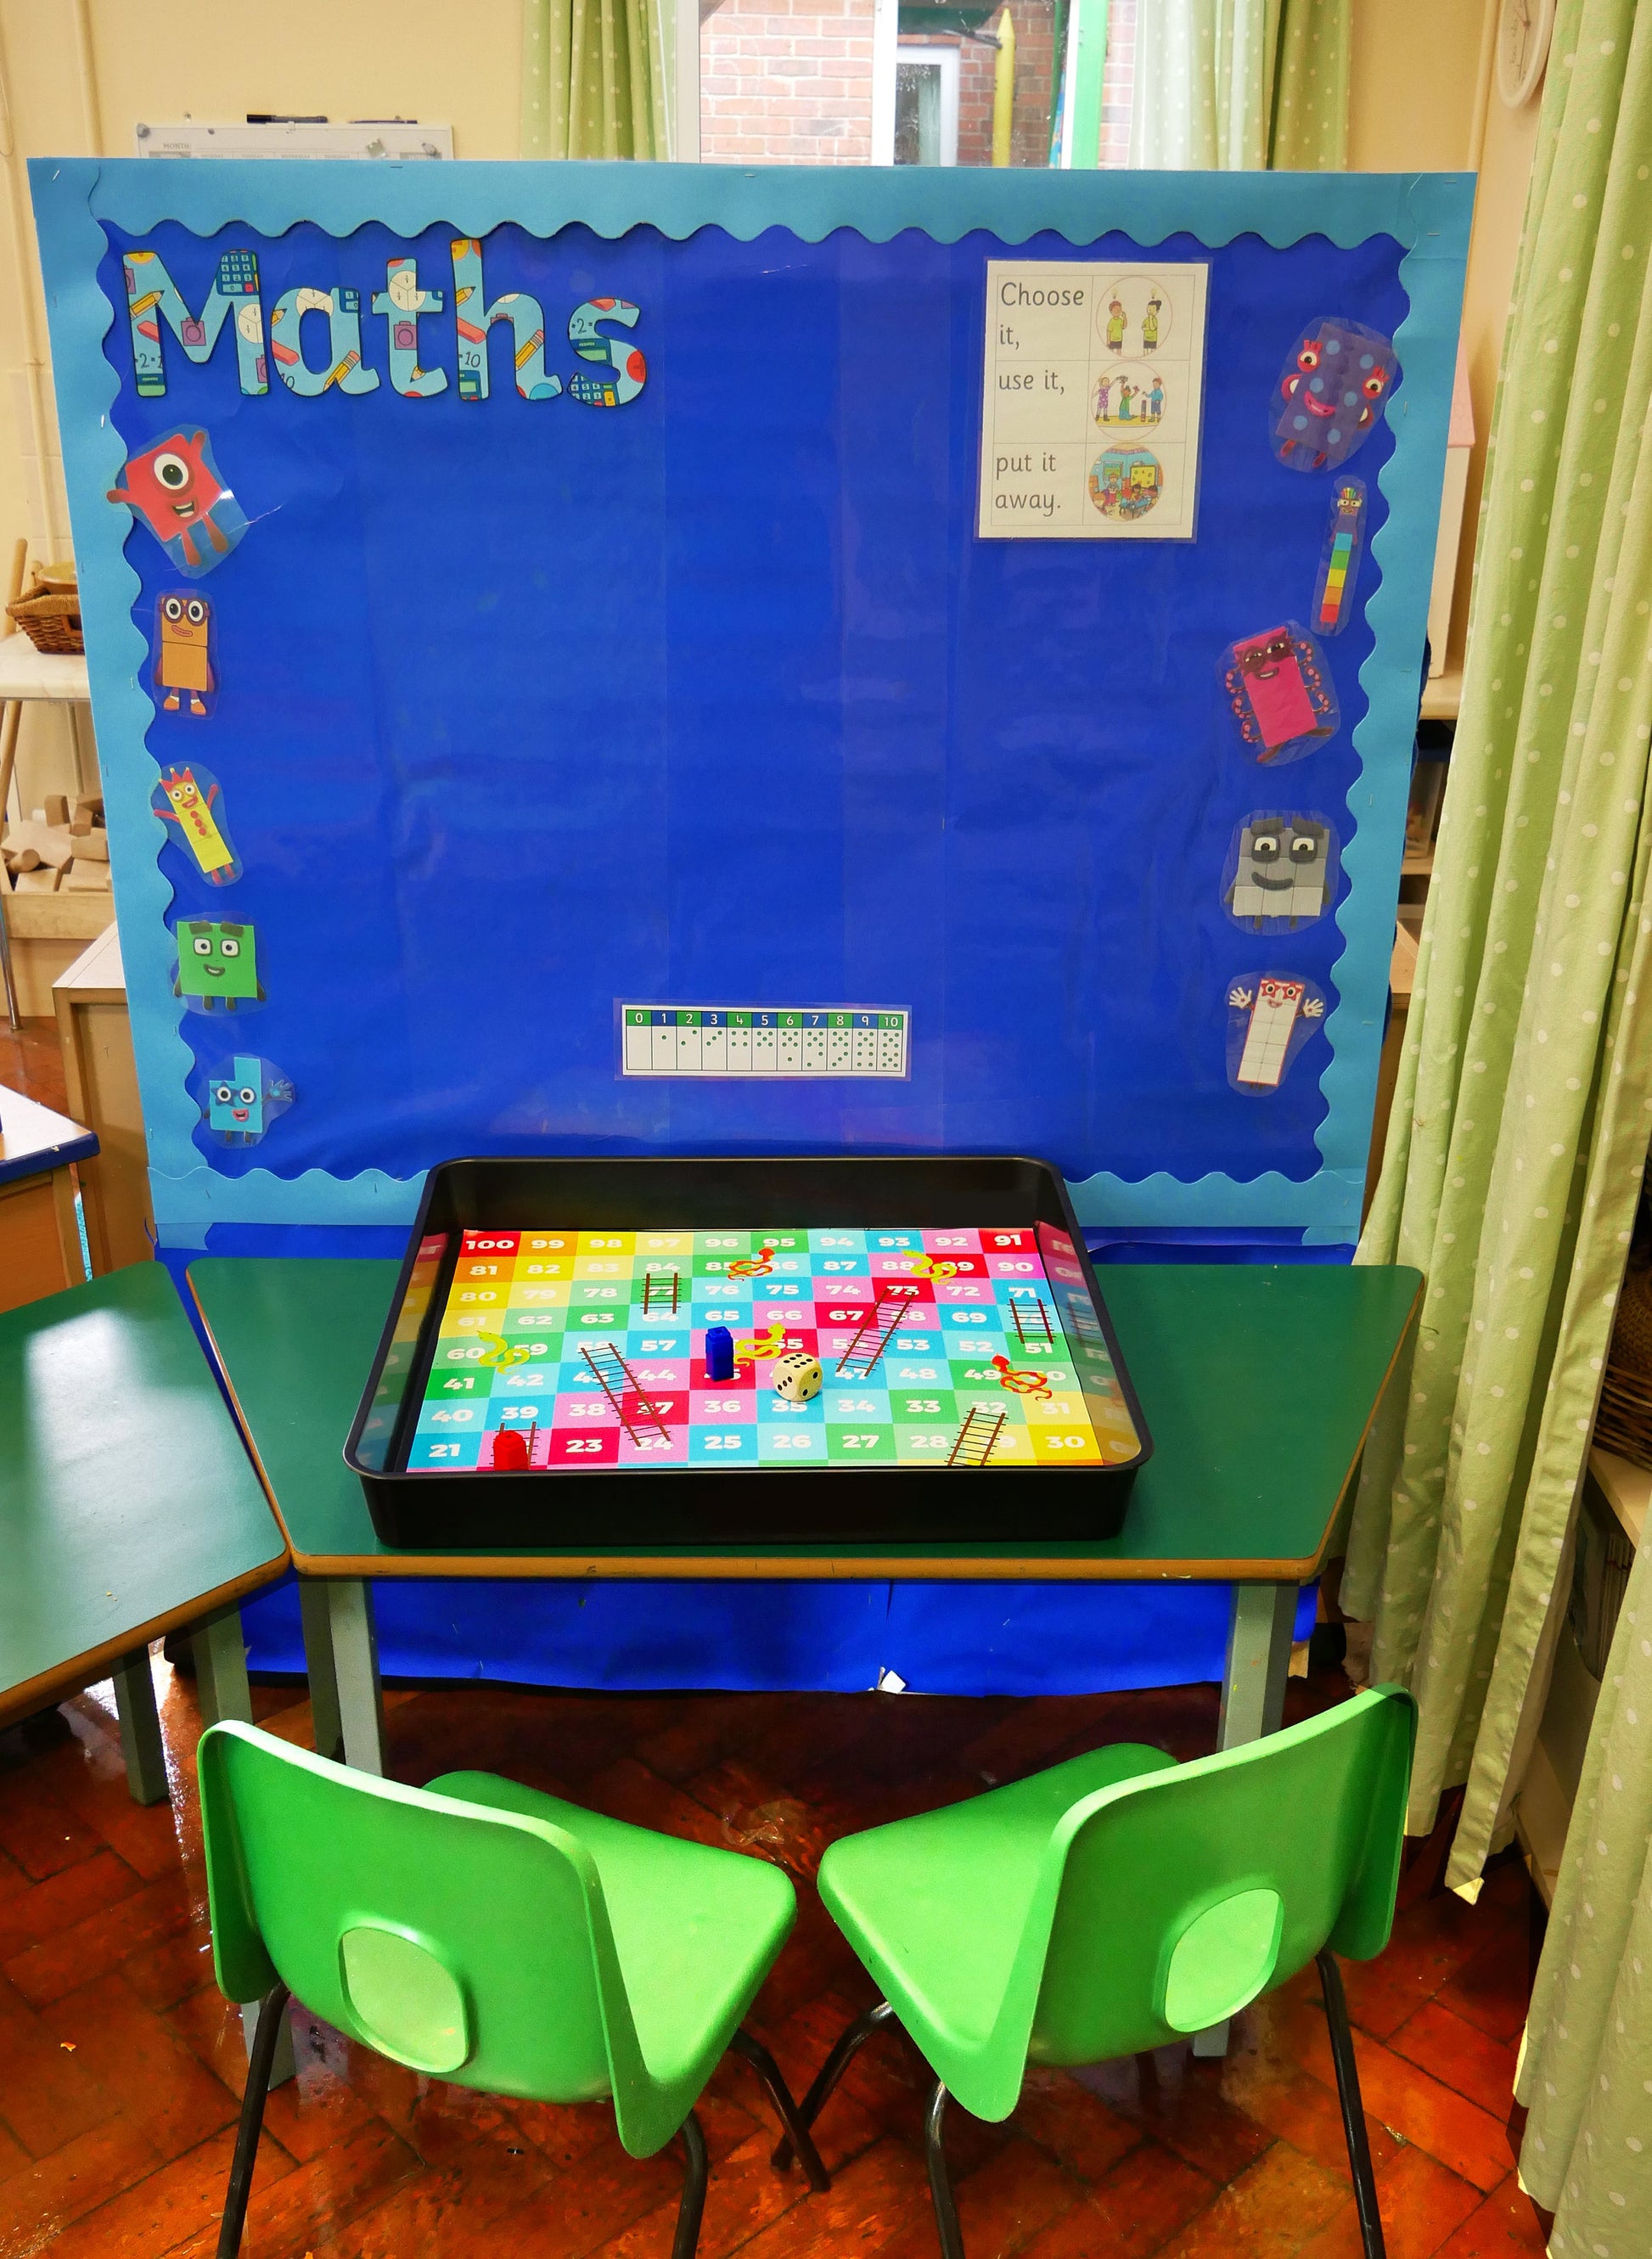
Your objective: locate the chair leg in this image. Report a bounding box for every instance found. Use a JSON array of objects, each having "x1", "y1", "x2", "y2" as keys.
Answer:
[
  {"x1": 671, "y1": 2109, "x2": 709, "y2": 2259},
  {"x1": 216, "y1": 1980, "x2": 290, "y2": 2257},
  {"x1": 770, "y1": 1997, "x2": 897, "y2": 2168},
  {"x1": 728, "y1": 2026, "x2": 831, "y2": 2191},
  {"x1": 925, "y1": 2081, "x2": 966, "y2": 2259},
  {"x1": 1317, "y1": 1948, "x2": 1386, "y2": 2259}
]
